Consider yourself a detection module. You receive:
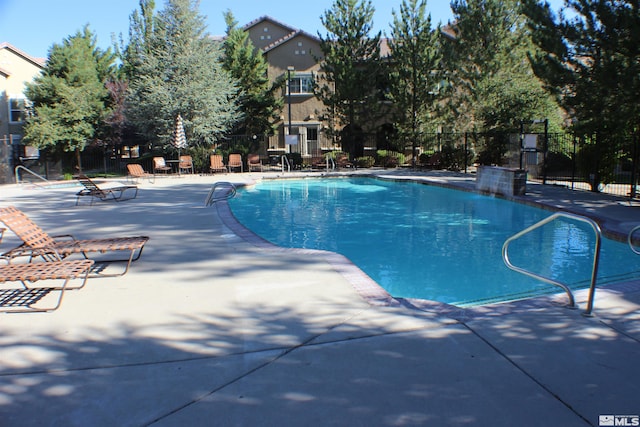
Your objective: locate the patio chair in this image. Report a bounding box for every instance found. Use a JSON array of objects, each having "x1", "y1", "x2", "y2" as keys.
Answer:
[
  {"x1": 179, "y1": 155, "x2": 194, "y2": 174},
  {"x1": 421, "y1": 152, "x2": 442, "y2": 169},
  {"x1": 0, "y1": 259, "x2": 94, "y2": 313},
  {"x1": 126, "y1": 163, "x2": 155, "y2": 183},
  {"x1": 209, "y1": 154, "x2": 226, "y2": 174},
  {"x1": 335, "y1": 153, "x2": 354, "y2": 169},
  {"x1": 247, "y1": 154, "x2": 263, "y2": 172},
  {"x1": 228, "y1": 154, "x2": 243, "y2": 173},
  {"x1": 153, "y1": 157, "x2": 172, "y2": 174},
  {"x1": 0, "y1": 206, "x2": 149, "y2": 277},
  {"x1": 75, "y1": 175, "x2": 139, "y2": 206},
  {"x1": 310, "y1": 150, "x2": 328, "y2": 170}
]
